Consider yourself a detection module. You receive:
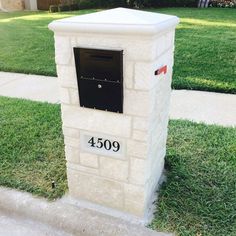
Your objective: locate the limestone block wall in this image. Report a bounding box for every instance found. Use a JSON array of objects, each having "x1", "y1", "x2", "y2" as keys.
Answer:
[{"x1": 55, "y1": 28, "x2": 175, "y2": 221}]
